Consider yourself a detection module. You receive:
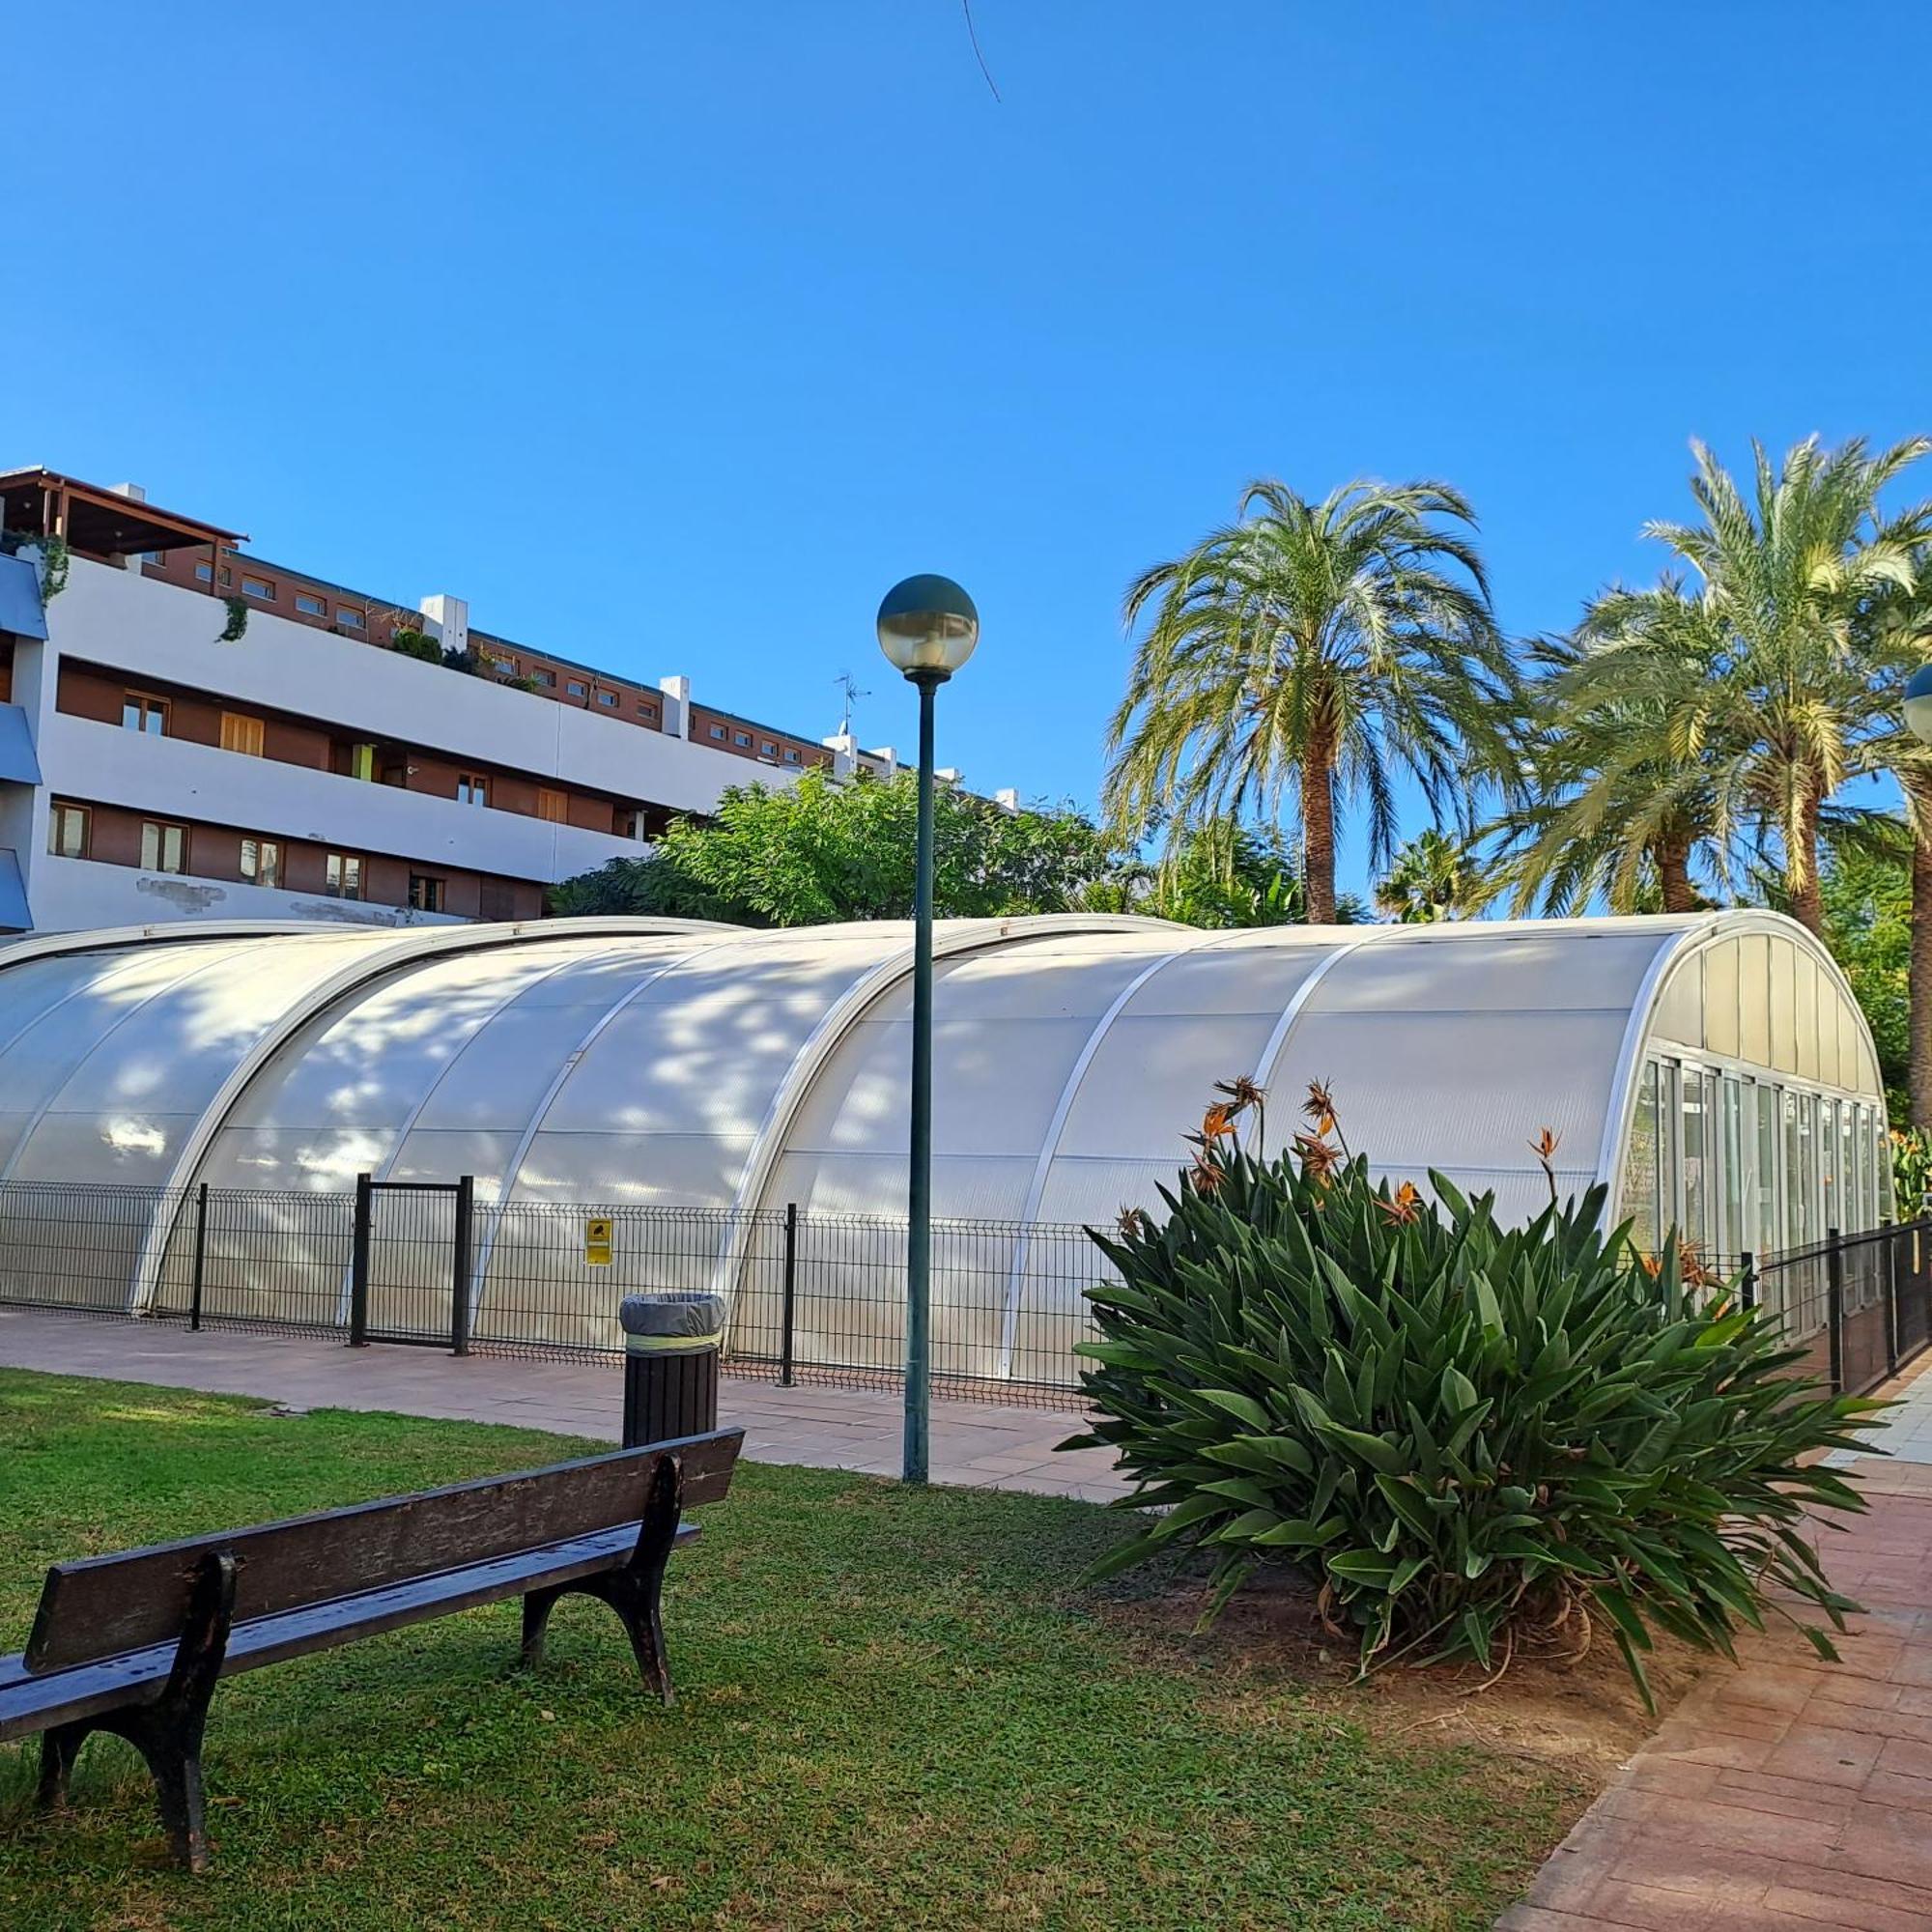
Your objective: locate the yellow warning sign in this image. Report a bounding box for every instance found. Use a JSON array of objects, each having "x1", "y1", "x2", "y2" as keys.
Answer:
[{"x1": 584, "y1": 1216, "x2": 613, "y2": 1266}]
